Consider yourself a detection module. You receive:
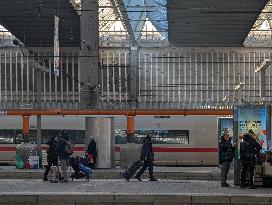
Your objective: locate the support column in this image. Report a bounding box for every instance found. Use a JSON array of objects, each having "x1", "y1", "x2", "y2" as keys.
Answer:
[
  {"x1": 80, "y1": 0, "x2": 99, "y2": 108},
  {"x1": 129, "y1": 46, "x2": 139, "y2": 109},
  {"x1": 85, "y1": 117, "x2": 114, "y2": 168},
  {"x1": 36, "y1": 69, "x2": 42, "y2": 151},
  {"x1": 22, "y1": 115, "x2": 30, "y2": 142}
]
